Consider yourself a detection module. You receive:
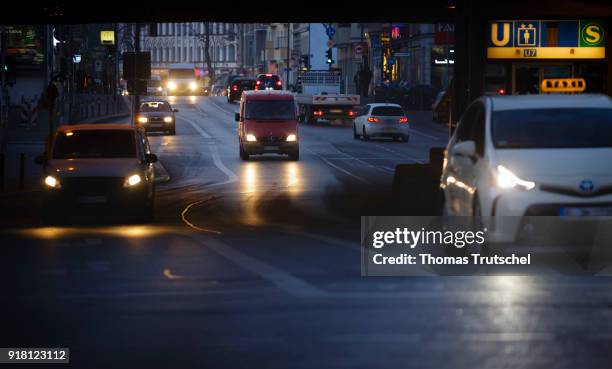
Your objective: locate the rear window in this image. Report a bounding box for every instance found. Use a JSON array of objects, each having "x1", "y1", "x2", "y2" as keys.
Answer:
[
  {"x1": 371, "y1": 106, "x2": 405, "y2": 116},
  {"x1": 234, "y1": 79, "x2": 255, "y2": 88},
  {"x1": 140, "y1": 102, "x2": 172, "y2": 112},
  {"x1": 493, "y1": 108, "x2": 612, "y2": 148},
  {"x1": 53, "y1": 130, "x2": 136, "y2": 159},
  {"x1": 245, "y1": 100, "x2": 295, "y2": 121}
]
